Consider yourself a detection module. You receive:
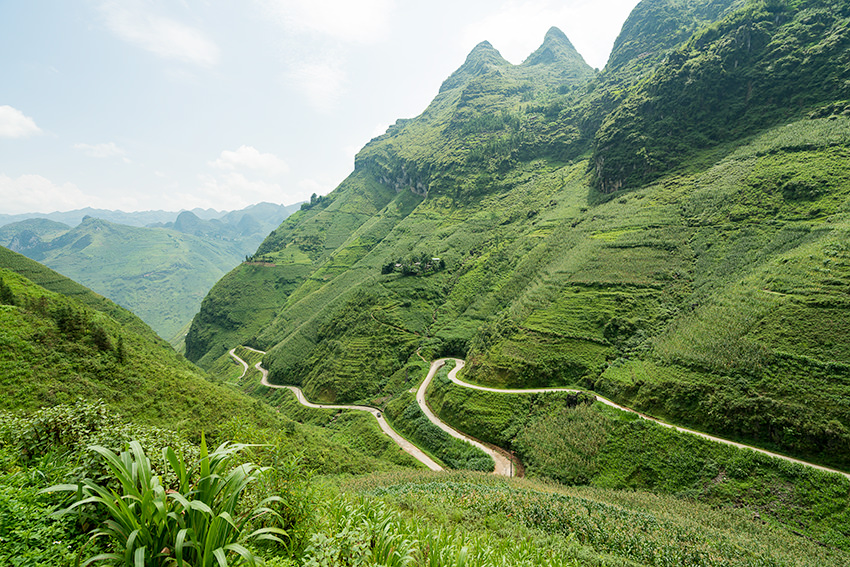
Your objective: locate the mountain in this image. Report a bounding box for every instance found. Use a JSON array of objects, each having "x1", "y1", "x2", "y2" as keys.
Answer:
[
  {"x1": 0, "y1": 207, "x2": 222, "y2": 228},
  {"x1": 0, "y1": 202, "x2": 302, "y2": 232},
  {"x1": 150, "y1": 202, "x2": 300, "y2": 245},
  {"x1": 0, "y1": 203, "x2": 300, "y2": 341},
  {"x1": 186, "y1": 0, "x2": 850, "y2": 481},
  {"x1": 0, "y1": 218, "x2": 71, "y2": 246},
  {"x1": 0, "y1": 246, "x2": 418, "y2": 469},
  {"x1": 1, "y1": 216, "x2": 243, "y2": 342}
]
